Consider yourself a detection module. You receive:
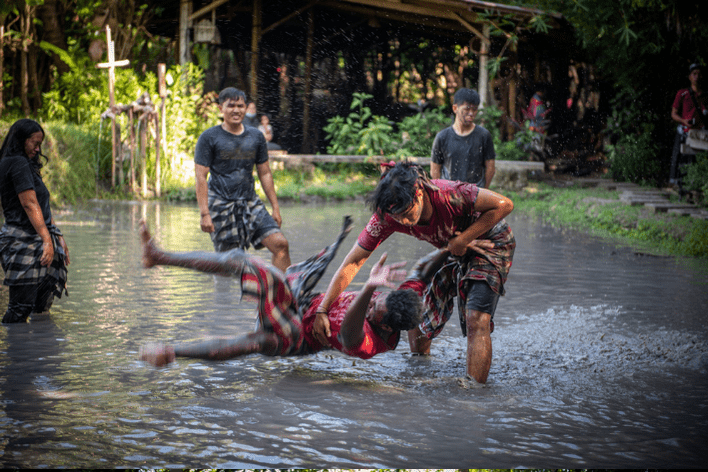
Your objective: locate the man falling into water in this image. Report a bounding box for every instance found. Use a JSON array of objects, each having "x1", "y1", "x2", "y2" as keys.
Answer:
[{"x1": 138, "y1": 218, "x2": 463, "y2": 366}]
